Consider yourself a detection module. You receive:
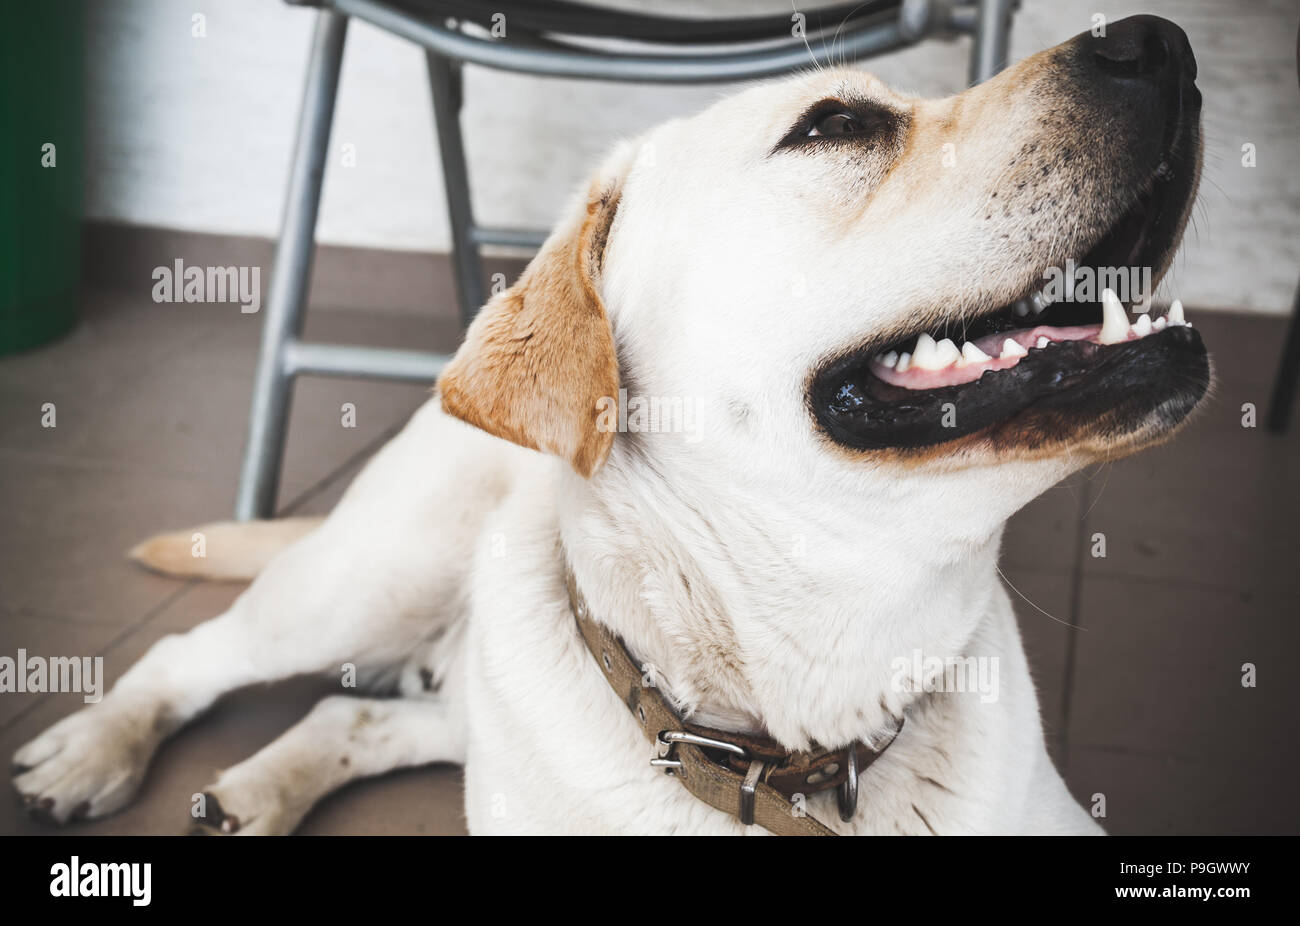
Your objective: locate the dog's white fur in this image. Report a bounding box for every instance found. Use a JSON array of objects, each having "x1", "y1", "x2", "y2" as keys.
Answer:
[{"x1": 13, "y1": 45, "x2": 1200, "y2": 834}]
